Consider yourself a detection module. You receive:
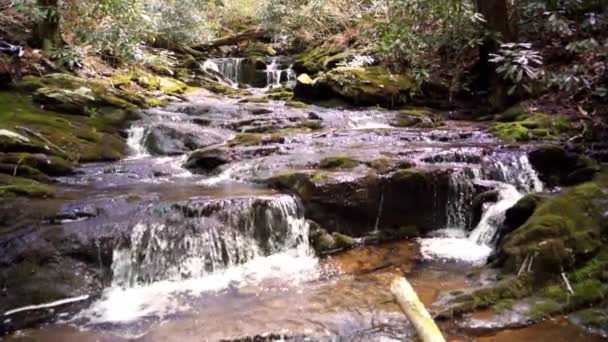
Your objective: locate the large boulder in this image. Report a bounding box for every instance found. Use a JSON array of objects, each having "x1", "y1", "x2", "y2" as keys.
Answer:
[
  {"x1": 265, "y1": 168, "x2": 450, "y2": 236},
  {"x1": 528, "y1": 145, "x2": 600, "y2": 186},
  {"x1": 496, "y1": 182, "x2": 607, "y2": 275},
  {"x1": 144, "y1": 123, "x2": 227, "y2": 156},
  {"x1": 184, "y1": 147, "x2": 233, "y2": 173},
  {"x1": 294, "y1": 67, "x2": 414, "y2": 108}
]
